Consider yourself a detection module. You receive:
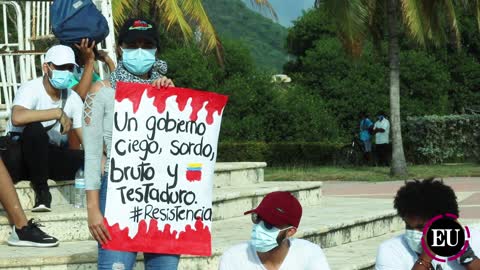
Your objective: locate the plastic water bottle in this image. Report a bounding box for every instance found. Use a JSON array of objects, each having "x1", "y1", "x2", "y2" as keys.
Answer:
[{"x1": 74, "y1": 168, "x2": 86, "y2": 208}]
